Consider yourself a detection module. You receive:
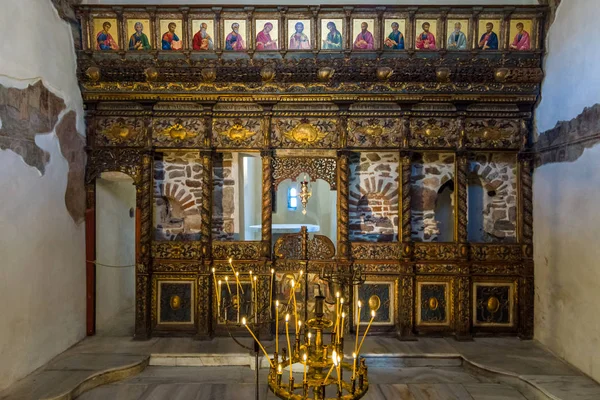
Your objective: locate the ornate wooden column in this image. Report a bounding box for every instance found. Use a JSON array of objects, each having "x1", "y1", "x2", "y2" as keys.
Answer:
[
  {"x1": 518, "y1": 152, "x2": 534, "y2": 339},
  {"x1": 398, "y1": 147, "x2": 415, "y2": 340},
  {"x1": 337, "y1": 150, "x2": 350, "y2": 261},
  {"x1": 454, "y1": 120, "x2": 472, "y2": 340},
  {"x1": 197, "y1": 149, "x2": 213, "y2": 338},
  {"x1": 135, "y1": 153, "x2": 153, "y2": 340},
  {"x1": 261, "y1": 150, "x2": 274, "y2": 260}
]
